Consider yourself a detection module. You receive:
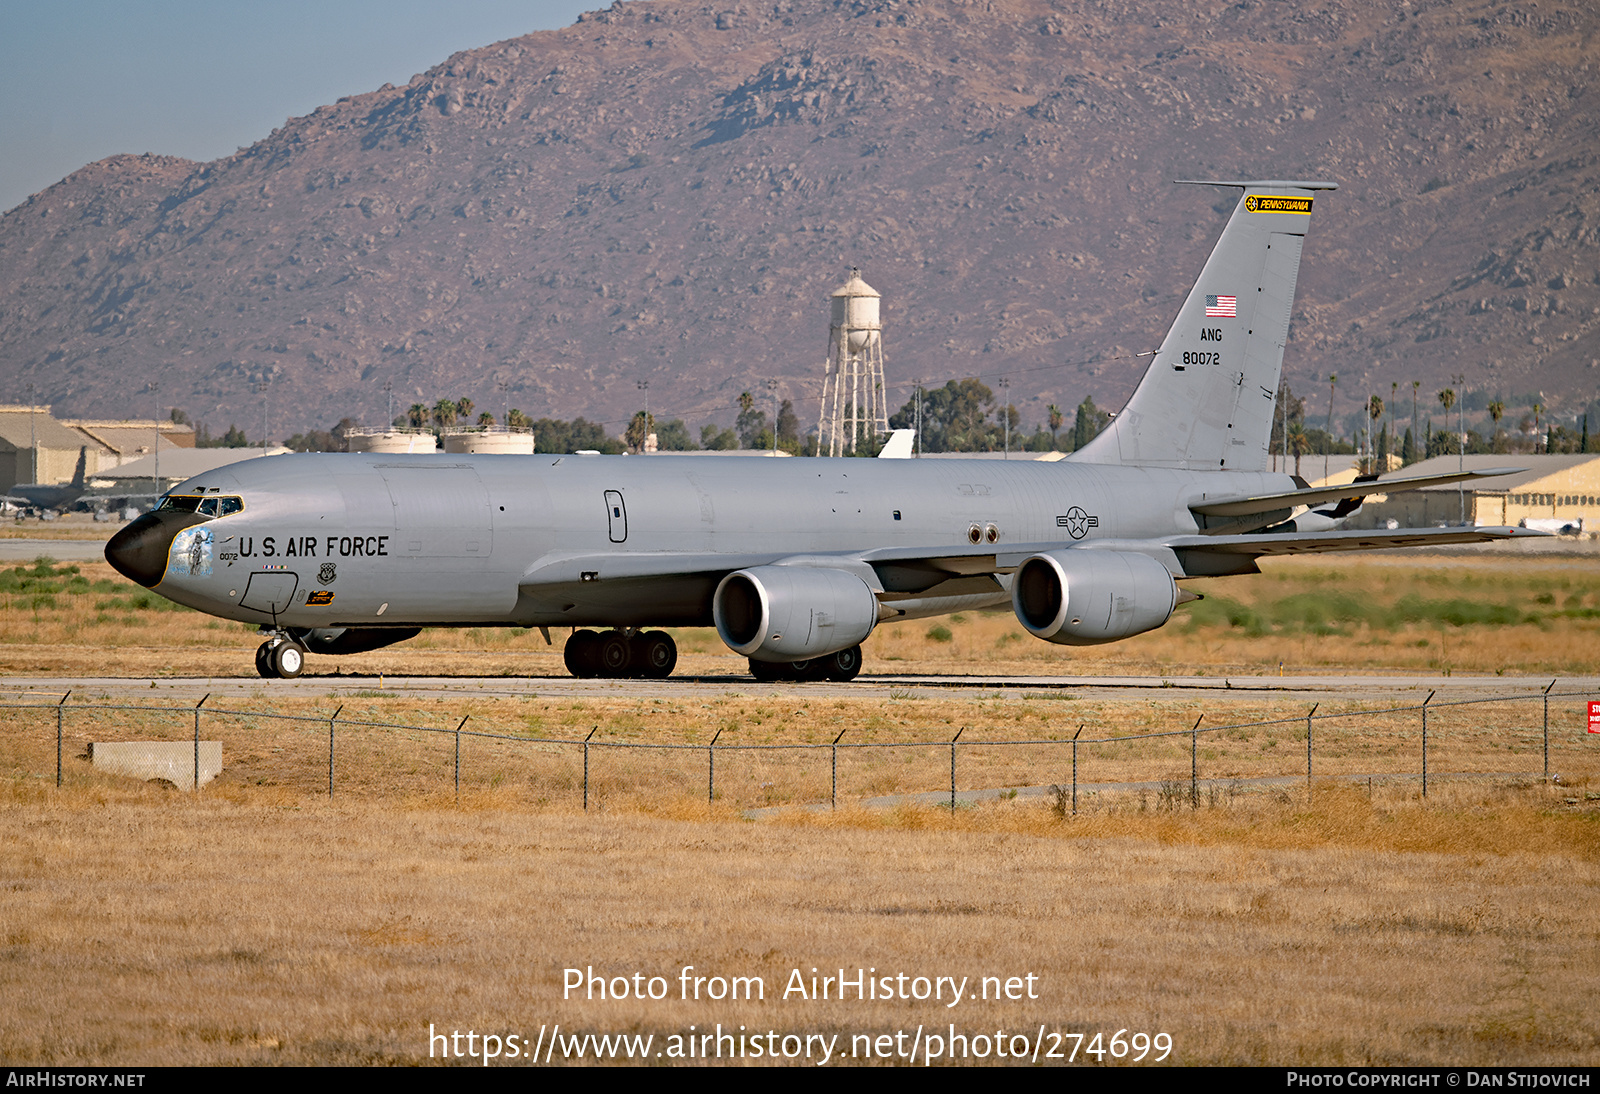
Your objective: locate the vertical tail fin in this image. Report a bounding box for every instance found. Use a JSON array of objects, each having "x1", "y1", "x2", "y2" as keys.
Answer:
[
  {"x1": 1072, "y1": 179, "x2": 1336, "y2": 470},
  {"x1": 71, "y1": 447, "x2": 87, "y2": 489}
]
